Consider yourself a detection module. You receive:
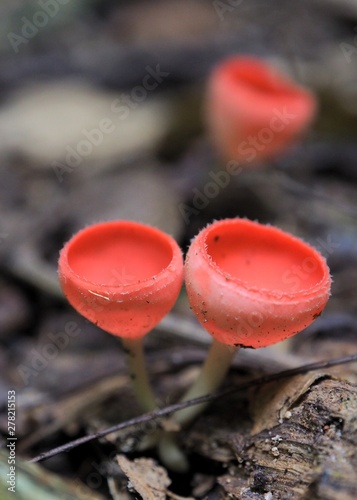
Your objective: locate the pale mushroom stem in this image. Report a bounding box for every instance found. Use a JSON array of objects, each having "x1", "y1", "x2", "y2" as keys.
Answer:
[
  {"x1": 158, "y1": 339, "x2": 238, "y2": 470},
  {"x1": 121, "y1": 337, "x2": 189, "y2": 472},
  {"x1": 121, "y1": 337, "x2": 157, "y2": 412},
  {"x1": 175, "y1": 338, "x2": 239, "y2": 426}
]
